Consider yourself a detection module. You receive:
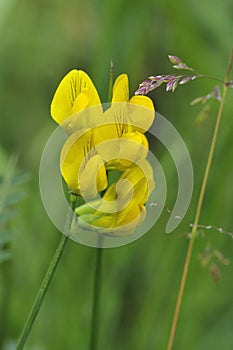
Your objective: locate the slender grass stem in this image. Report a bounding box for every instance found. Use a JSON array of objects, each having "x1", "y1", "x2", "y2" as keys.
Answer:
[
  {"x1": 166, "y1": 49, "x2": 233, "y2": 350},
  {"x1": 89, "y1": 237, "x2": 103, "y2": 350},
  {"x1": 107, "y1": 60, "x2": 114, "y2": 103},
  {"x1": 196, "y1": 74, "x2": 227, "y2": 85},
  {"x1": 16, "y1": 196, "x2": 77, "y2": 350}
]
